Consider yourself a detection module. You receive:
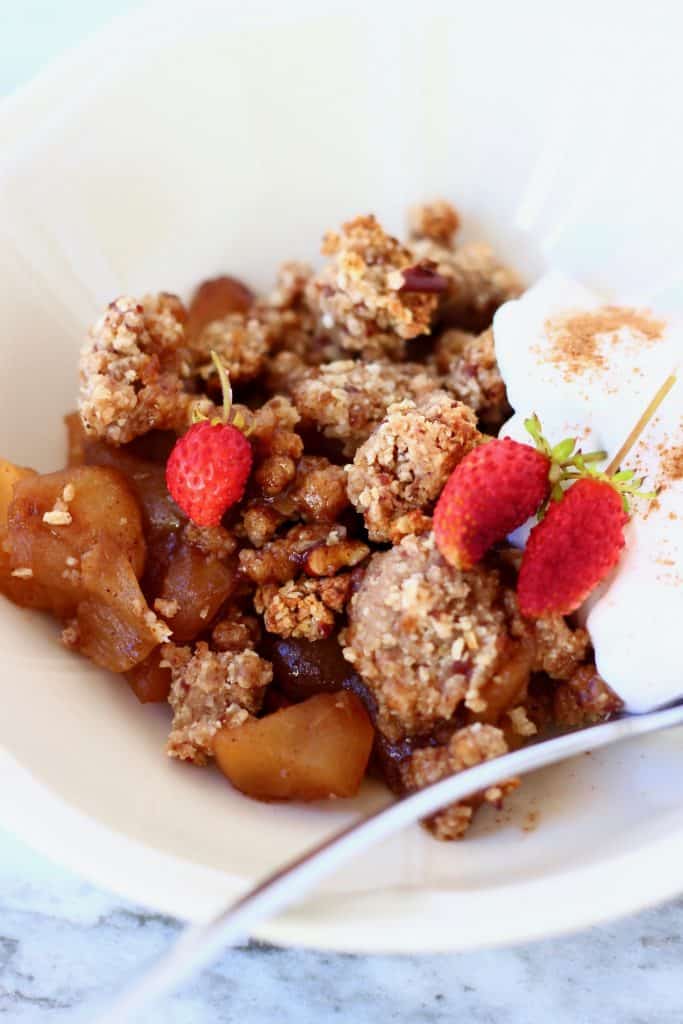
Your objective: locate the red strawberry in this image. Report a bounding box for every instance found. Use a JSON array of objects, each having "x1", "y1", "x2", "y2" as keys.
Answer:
[
  {"x1": 434, "y1": 438, "x2": 551, "y2": 569},
  {"x1": 166, "y1": 351, "x2": 252, "y2": 527},
  {"x1": 166, "y1": 420, "x2": 252, "y2": 527},
  {"x1": 517, "y1": 477, "x2": 628, "y2": 617}
]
